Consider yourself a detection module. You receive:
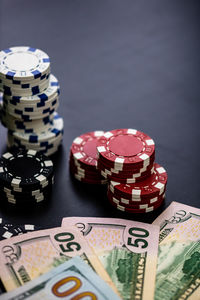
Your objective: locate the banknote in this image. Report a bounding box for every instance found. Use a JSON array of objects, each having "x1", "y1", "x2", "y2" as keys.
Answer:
[
  {"x1": 153, "y1": 201, "x2": 200, "y2": 300},
  {"x1": 0, "y1": 226, "x2": 117, "y2": 295},
  {"x1": 0, "y1": 256, "x2": 121, "y2": 299},
  {"x1": 62, "y1": 216, "x2": 160, "y2": 300}
]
